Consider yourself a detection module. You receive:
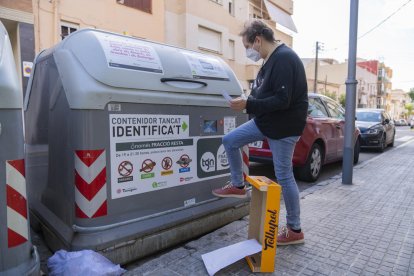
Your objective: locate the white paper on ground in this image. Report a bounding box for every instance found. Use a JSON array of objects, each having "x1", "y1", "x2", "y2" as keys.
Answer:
[
  {"x1": 201, "y1": 239, "x2": 262, "y2": 276},
  {"x1": 220, "y1": 90, "x2": 232, "y2": 103}
]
